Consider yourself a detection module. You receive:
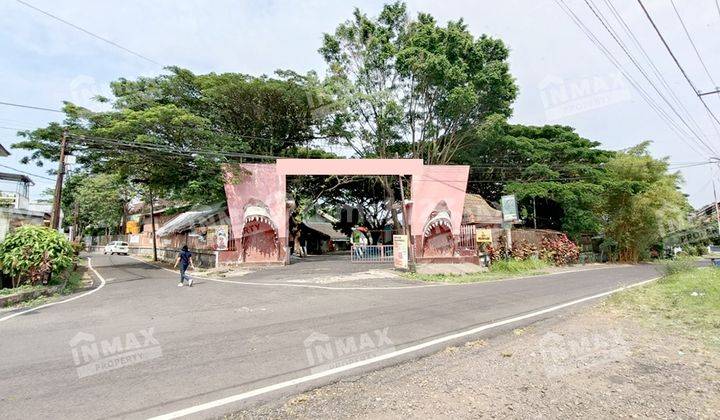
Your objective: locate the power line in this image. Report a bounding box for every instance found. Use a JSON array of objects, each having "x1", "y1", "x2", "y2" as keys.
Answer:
[
  {"x1": 583, "y1": 0, "x2": 718, "y2": 155},
  {"x1": 0, "y1": 101, "x2": 64, "y2": 113},
  {"x1": 636, "y1": 0, "x2": 720, "y2": 129},
  {"x1": 670, "y1": 0, "x2": 717, "y2": 89},
  {"x1": 555, "y1": 0, "x2": 709, "y2": 157},
  {"x1": 600, "y1": 0, "x2": 718, "y2": 148},
  {"x1": 14, "y1": 0, "x2": 162, "y2": 67},
  {"x1": 71, "y1": 133, "x2": 279, "y2": 161},
  {"x1": 0, "y1": 163, "x2": 56, "y2": 182}
]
